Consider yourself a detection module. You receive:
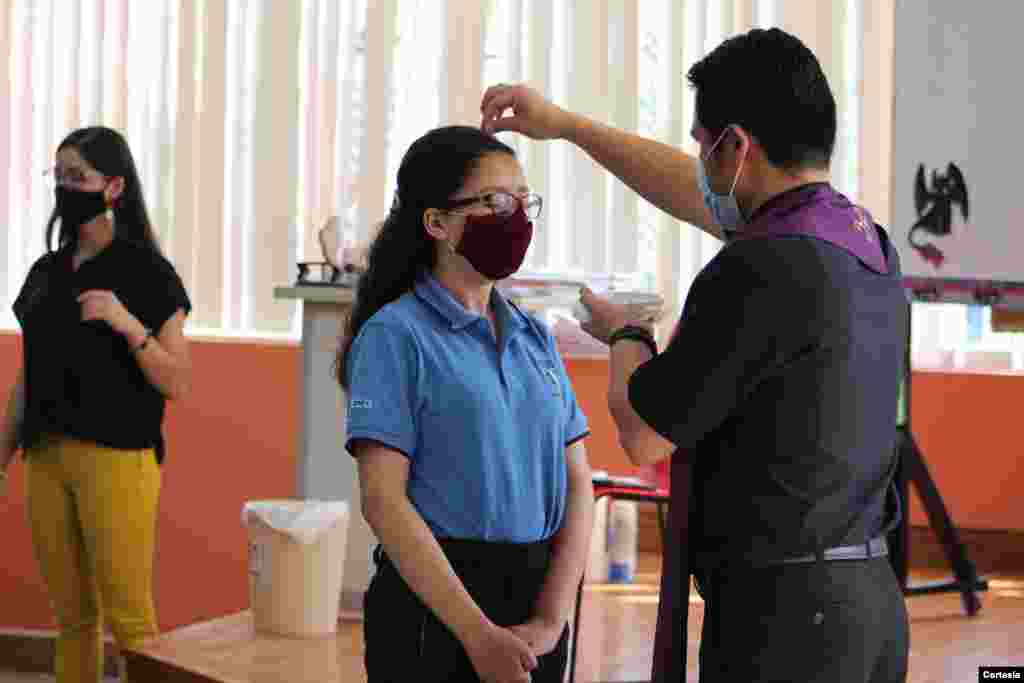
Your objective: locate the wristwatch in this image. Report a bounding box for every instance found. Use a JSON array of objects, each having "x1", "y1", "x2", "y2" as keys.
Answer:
[{"x1": 609, "y1": 325, "x2": 658, "y2": 356}]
